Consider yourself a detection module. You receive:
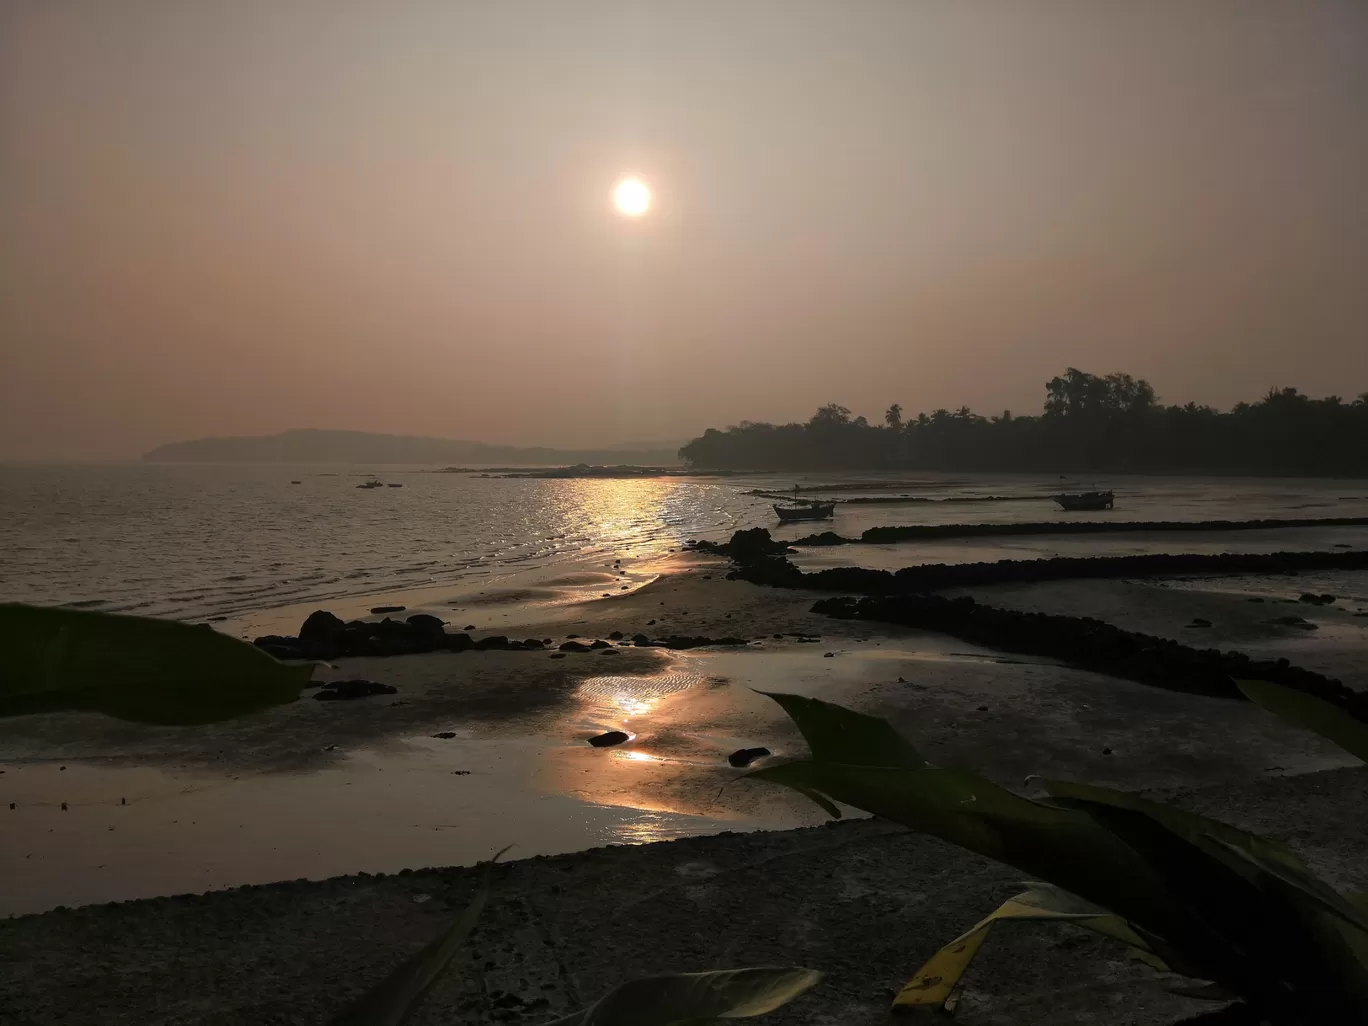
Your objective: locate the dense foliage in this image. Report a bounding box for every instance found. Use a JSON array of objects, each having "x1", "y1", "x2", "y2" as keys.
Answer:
[{"x1": 678, "y1": 369, "x2": 1368, "y2": 474}]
